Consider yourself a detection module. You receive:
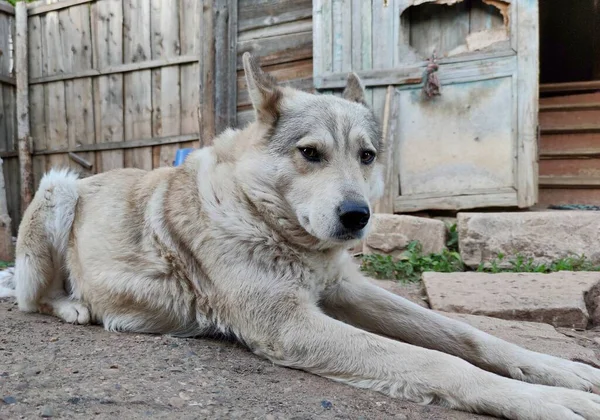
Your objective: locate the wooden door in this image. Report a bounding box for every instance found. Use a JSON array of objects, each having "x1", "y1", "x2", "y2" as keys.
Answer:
[{"x1": 313, "y1": 0, "x2": 539, "y2": 213}]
